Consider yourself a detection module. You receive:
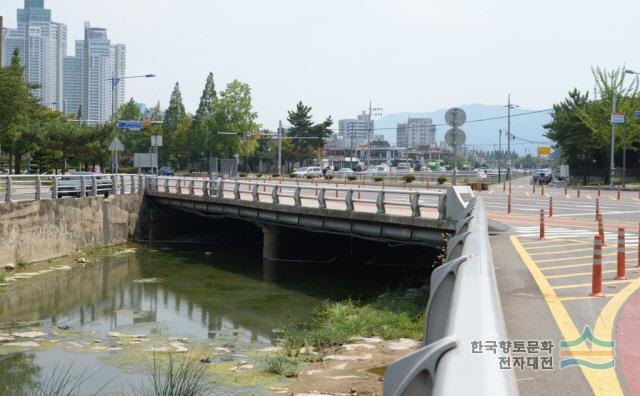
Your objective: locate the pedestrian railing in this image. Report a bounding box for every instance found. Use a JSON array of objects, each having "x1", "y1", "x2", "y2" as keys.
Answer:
[
  {"x1": 383, "y1": 197, "x2": 518, "y2": 396},
  {"x1": 0, "y1": 174, "x2": 144, "y2": 203},
  {"x1": 147, "y1": 176, "x2": 447, "y2": 219}
]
